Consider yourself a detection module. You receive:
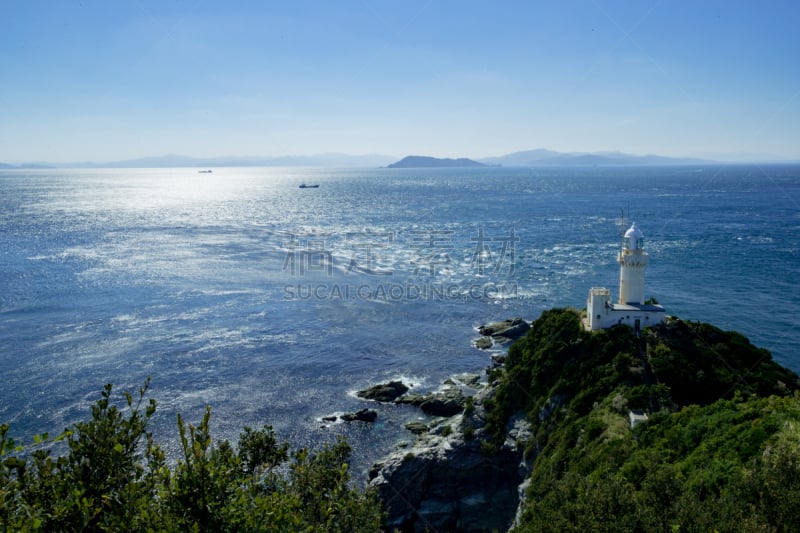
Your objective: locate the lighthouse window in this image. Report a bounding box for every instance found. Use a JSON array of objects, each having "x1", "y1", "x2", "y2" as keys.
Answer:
[{"x1": 597, "y1": 314, "x2": 601, "y2": 320}]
